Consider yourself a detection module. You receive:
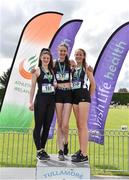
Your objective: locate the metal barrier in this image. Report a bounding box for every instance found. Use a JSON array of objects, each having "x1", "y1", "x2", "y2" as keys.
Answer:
[
  {"x1": 0, "y1": 128, "x2": 129, "y2": 175},
  {"x1": 89, "y1": 130, "x2": 129, "y2": 175}
]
